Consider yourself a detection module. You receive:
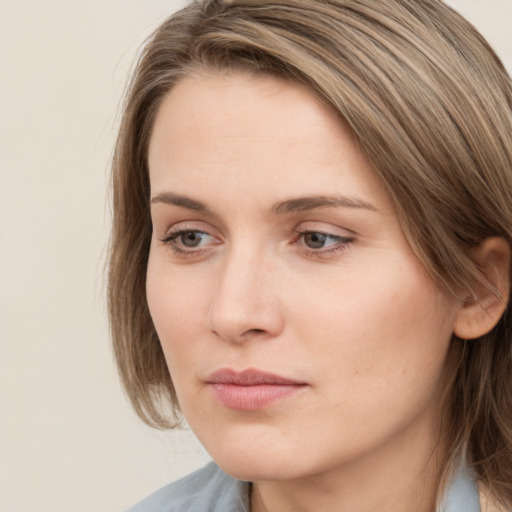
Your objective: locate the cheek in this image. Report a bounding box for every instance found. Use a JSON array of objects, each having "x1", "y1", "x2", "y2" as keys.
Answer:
[
  {"x1": 288, "y1": 259, "x2": 457, "y2": 398},
  {"x1": 146, "y1": 254, "x2": 210, "y2": 367}
]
